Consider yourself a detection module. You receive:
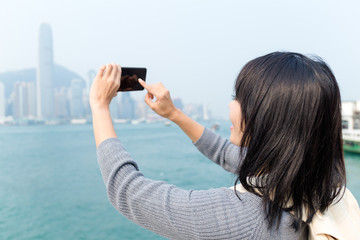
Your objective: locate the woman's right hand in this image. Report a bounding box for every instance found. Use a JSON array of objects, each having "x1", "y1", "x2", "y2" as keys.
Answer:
[{"x1": 138, "y1": 79, "x2": 179, "y2": 120}]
